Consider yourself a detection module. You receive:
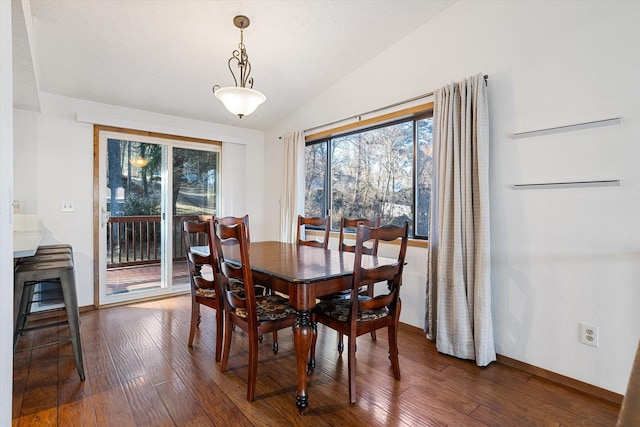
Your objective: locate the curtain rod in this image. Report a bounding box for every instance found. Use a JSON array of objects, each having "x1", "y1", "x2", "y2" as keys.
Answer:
[
  {"x1": 305, "y1": 92, "x2": 433, "y2": 135},
  {"x1": 279, "y1": 74, "x2": 488, "y2": 138}
]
